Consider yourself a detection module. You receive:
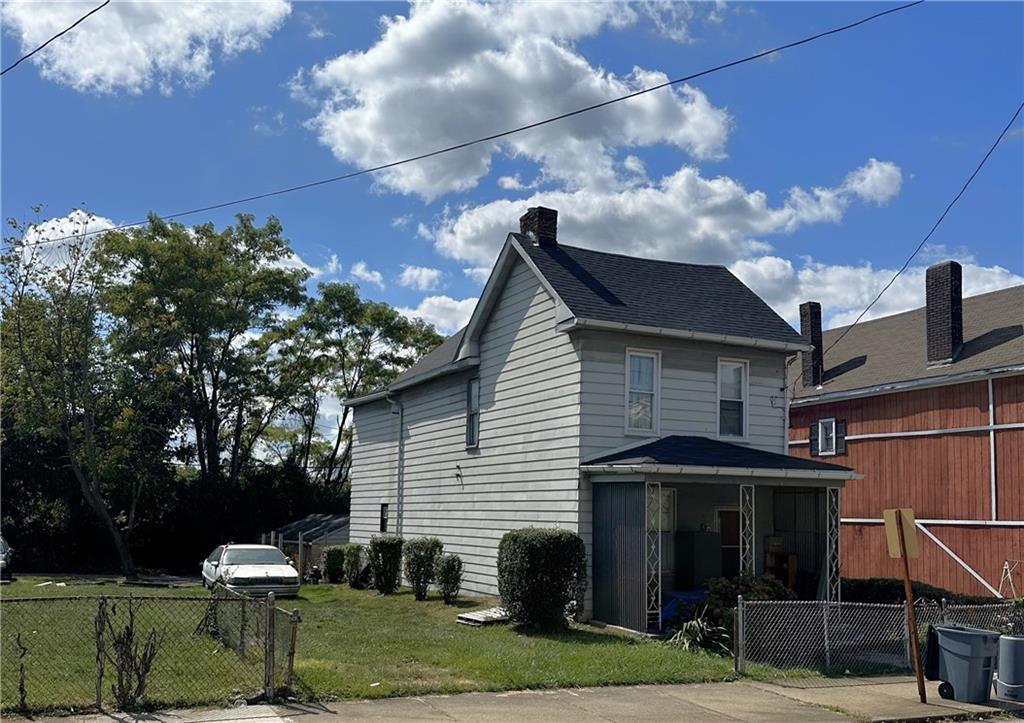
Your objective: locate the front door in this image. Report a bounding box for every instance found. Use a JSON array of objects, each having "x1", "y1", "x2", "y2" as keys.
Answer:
[{"x1": 718, "y1": 509, "x2": 740, "y2": 579}]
